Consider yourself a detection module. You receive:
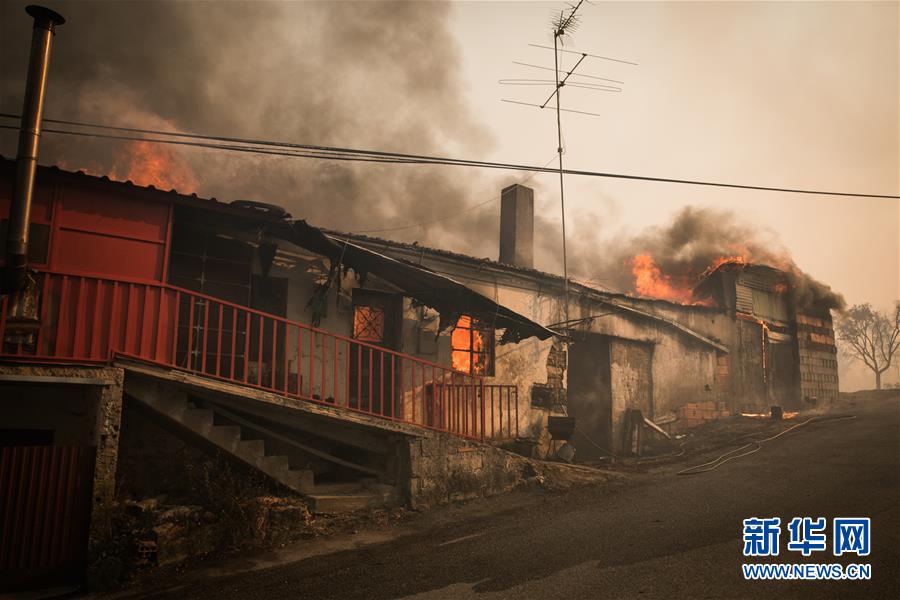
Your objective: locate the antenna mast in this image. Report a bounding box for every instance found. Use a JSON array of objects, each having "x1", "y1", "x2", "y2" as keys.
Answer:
[
  {"x1": 500, "y1": 0, "x2": 636, "y2": 328},
  {"x1": 551, "y1": 0, "x2": 586, "y2": 327}
]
